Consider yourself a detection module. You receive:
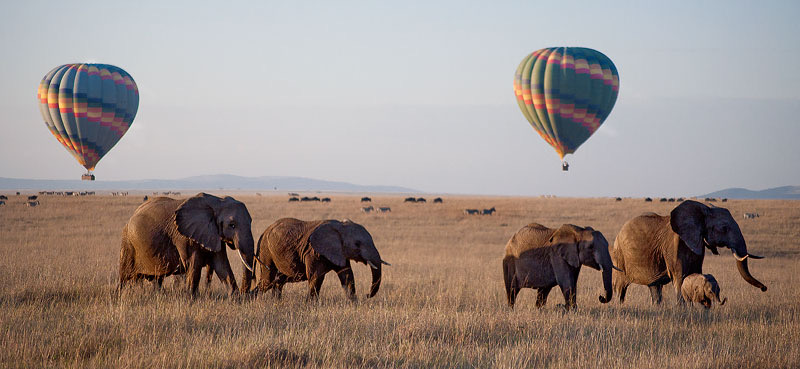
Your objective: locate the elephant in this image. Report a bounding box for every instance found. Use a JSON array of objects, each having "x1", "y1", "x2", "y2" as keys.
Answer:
[
  {"x1": 242, "y1": 218, "x2": 389, "y2": 301},
  {"x1": 503, "y1": 223, "x2": 615, "y2": 310},
  {"x1": 681, "y1": 273, "x2": 727, "y2": 309},
  {"x1": 118, "y1": 193, "x2": 256, "y2": 296},
  {"x1": 611, "y1": 200, "x2": 767, "y2": 305}
]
